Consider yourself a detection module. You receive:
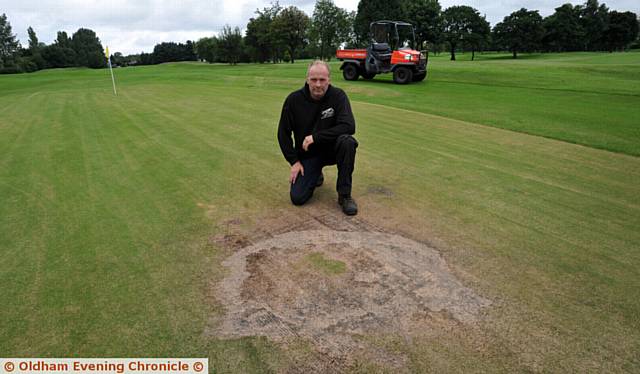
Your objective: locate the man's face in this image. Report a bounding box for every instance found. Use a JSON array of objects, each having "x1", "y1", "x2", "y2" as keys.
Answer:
[{"x1": 306, "y1": 65, "x2": 330, "y2": 101}]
